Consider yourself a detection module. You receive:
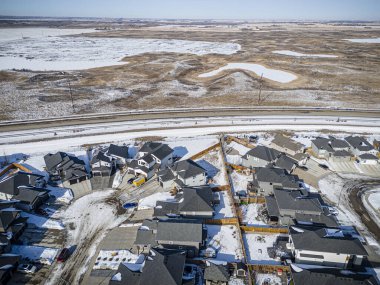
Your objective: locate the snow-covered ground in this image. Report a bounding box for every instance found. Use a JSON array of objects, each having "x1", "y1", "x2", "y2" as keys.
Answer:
[
  {"x1": 272, "y1": 50, "x2": 338, "y2": 58},
  {"x1": 227, "y1": 141, "x2": 251, "y2": 156},
  {"x1": 21, "y1": 212, "x2": 64, "y2": 230},
  {"x1": 47, "y1": 186, "x2": 74, "y2": 204},
  {"x1": 254, "y1": 273, "x2": 282, "y2": 285},
  {"x1": 214, "y1": 191, "x2": 235, "y2": 219},
  {"x1": 362, "y1": 188, "x2": 380, "y2": 228},
  {"x1": 240, "y1": 204, "x2": 268, "y2": 226},
  {"x1": 231, "y1": 171, "x2": 252, "y2": 195},
  {"x1": 167, "y1": 136, "x2": 219, "y2": 159},
  {"x1": 196, "y1": 149, "x2": 228, "y2": 186},
  {"x1": 11, "y1": 245, "x2": 59, "y2": 265},
  {"x1": 138, "y1": 192, "x2": 176, "y2": 210},
  {"x1": 93, "y1": 250, "x2": 140, "y2": 270},
  {"x1": 205, "y1": 225, "x2": 244, "y2": 262},
  {"x1": 198, "y1": 63, "x2": 297, "y2": 83},
  {"x1": 244, "y1": 233, "x2": 287, "y2": 264},
  {"x1": 344, "y1": 38, "x2": 380, "y2": 43},
  {"x1": 0, "y1": 28, "x2": 240, "y2": 71}
]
